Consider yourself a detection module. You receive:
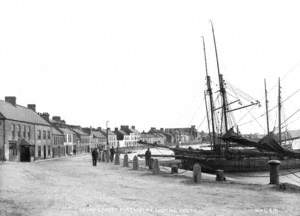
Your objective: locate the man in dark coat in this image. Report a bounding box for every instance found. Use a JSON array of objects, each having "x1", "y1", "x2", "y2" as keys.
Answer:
[
  {"x1": 110, "y1": 146, "x2": 115, "y2": 162},
  {"x1": 92, "y1": 148, "x2": 98, "y2": 166},
  {"x1": 145, "y1": 148, "x2": 151, "y2": 168}
]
